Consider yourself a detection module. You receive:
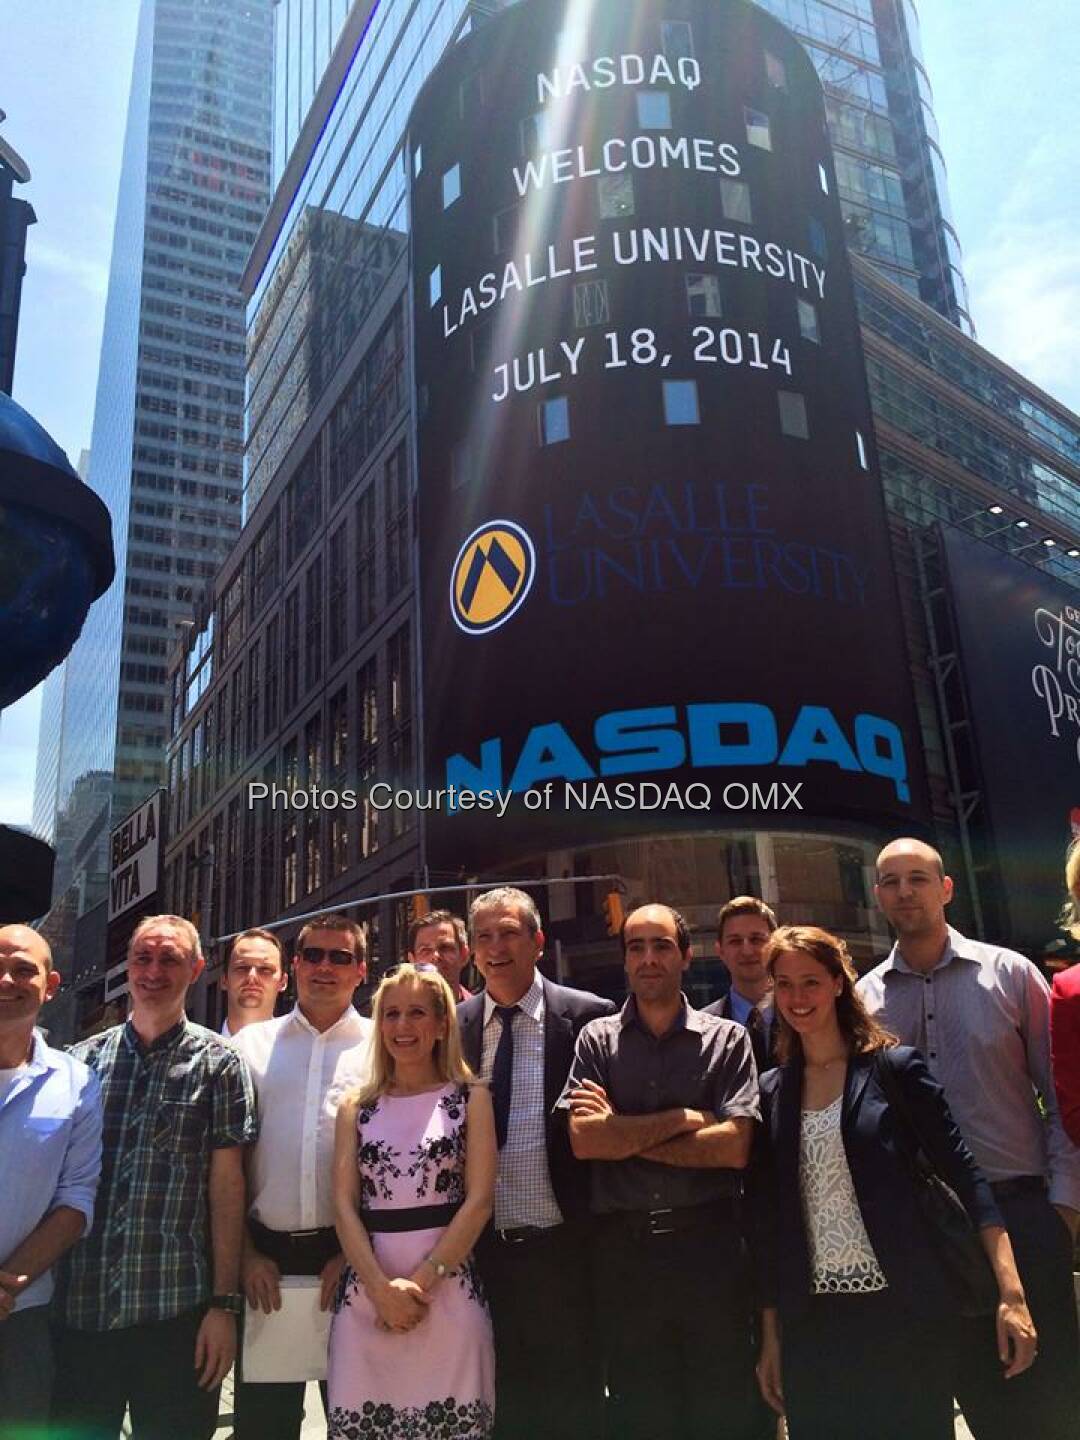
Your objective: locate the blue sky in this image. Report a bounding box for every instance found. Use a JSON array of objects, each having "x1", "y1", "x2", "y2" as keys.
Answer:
[{"x1": 1, "y1": 0, "x2": 1078, "y2": 827}]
